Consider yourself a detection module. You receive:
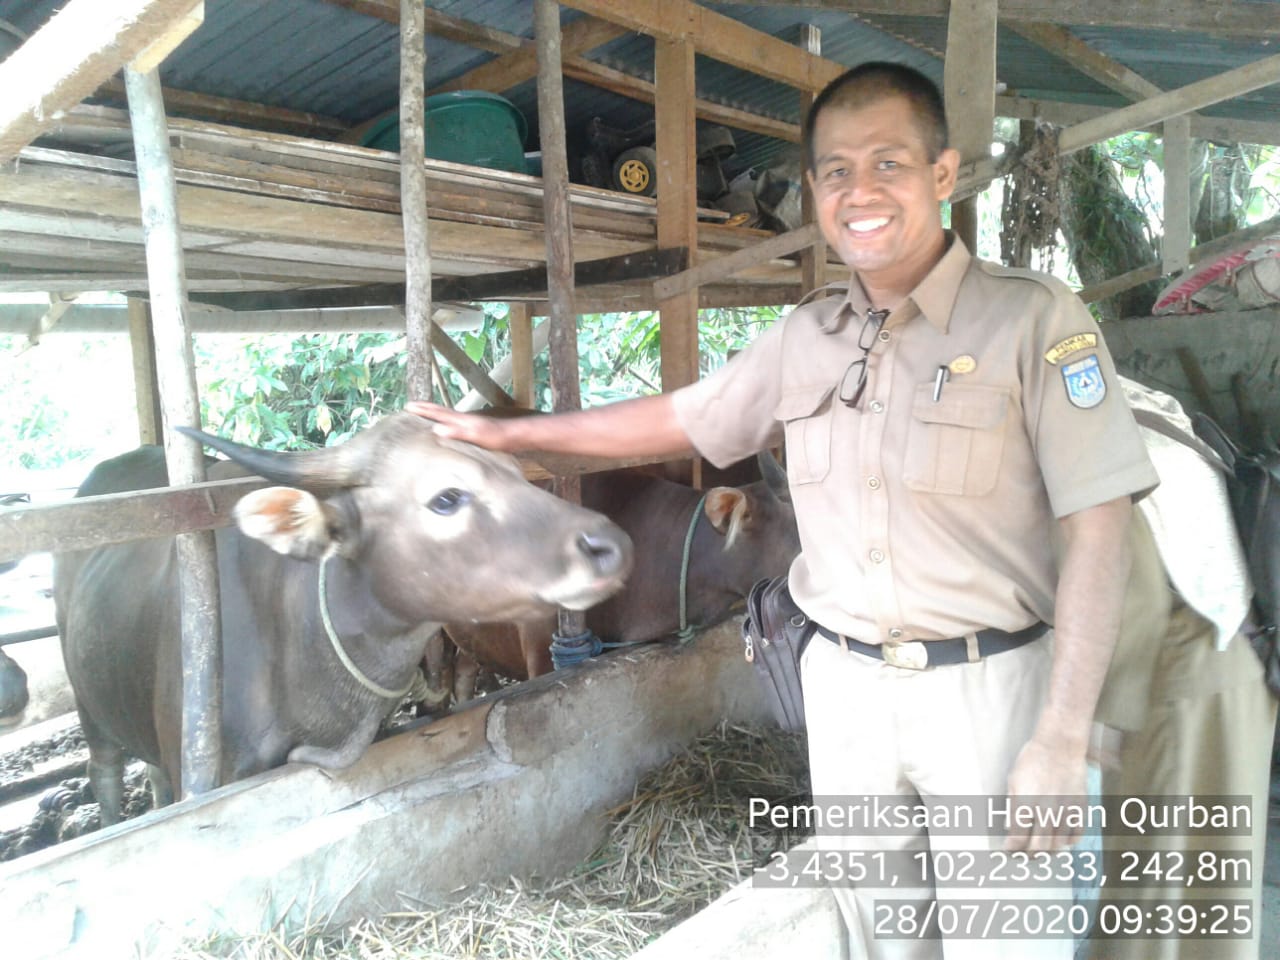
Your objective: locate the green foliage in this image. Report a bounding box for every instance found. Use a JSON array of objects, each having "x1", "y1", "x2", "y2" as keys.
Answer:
[
  {"x1": 197, "y1": 332, "x2": 407, "y2": 449},
  {"x1": 0, "y1": 333, "x2": 138, "y2": 477},
  {"x1": 195, "y1": 304, "x2": 781, "y2": 450}
]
